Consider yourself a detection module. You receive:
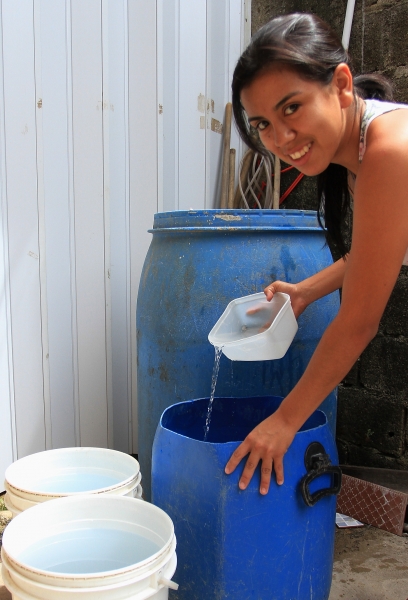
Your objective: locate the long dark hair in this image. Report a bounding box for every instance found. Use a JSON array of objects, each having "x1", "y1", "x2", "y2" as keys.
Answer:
[{"x1": 232, "y1": 13, "x2": 393, "y2": 256}]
